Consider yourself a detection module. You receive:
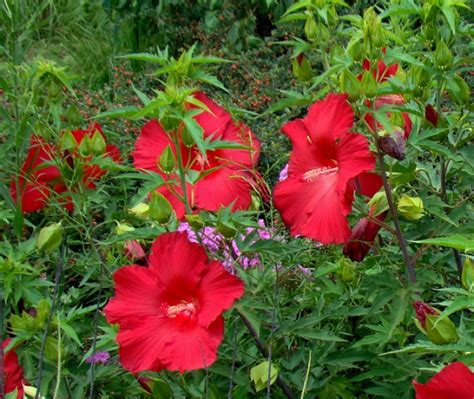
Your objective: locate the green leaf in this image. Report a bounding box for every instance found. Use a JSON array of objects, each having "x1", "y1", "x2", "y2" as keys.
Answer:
[
  {"x1": 411, "y1": 235, "x2": 474, "y2": 252},
  {"x1": 183, "y1": 115, "x2": 206, "y2": 156},
  {"x1": 118, "y1": 52, "x2": 167, "y2": 64},
  {"x1": 94, "y1": 106, "x2": 140, "y2": 119},
  {"x1": 434, "y1": 297, "x2": 474, "y2": 326}
]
